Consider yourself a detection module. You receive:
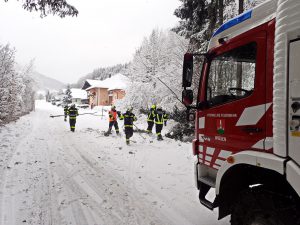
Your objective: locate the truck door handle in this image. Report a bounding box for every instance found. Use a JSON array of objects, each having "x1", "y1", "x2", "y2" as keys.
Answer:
[
  {"x1": 291, "y1": 102, "x2": 300, "y2": 113},
  {"x1": 241, "y1": 127, "x2": 263, "y2": 133}
]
